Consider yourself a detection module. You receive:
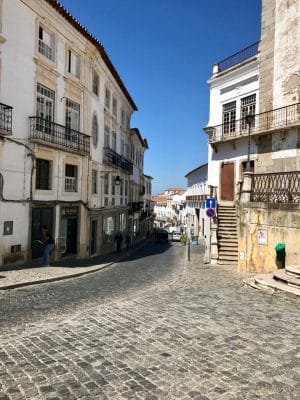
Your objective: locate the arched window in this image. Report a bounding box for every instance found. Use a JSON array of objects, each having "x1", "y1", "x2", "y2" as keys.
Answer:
[{"x1": 92, "y1": 114, "x2": 98, "y2": 147}]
